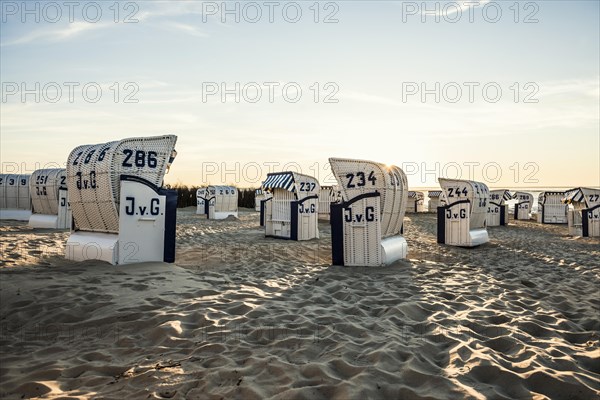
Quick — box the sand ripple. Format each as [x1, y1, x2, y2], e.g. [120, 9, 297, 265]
[1, 209, 599, 399]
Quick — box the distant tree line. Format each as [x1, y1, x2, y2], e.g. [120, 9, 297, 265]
[165, 185, 256, 209]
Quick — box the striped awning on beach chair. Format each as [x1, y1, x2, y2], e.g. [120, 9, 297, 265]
[261, 172, 296, 192]
[563, 188, 586, 204]
[489, 190, 513, 205]
[428, 190, 442, 198]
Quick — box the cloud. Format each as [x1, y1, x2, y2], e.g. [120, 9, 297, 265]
[135, 1, 228, 27]
[423, 0, 491, 18]
[135, 1, 206, 20]
[1, 1, 215, 46]
[338, 76, 599, 138]
[536, 78, 600, 99]
[1, 21, 109, 46]
[162, 22, 208, 37]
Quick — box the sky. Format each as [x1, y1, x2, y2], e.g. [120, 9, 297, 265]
[1, 0, 599, 188]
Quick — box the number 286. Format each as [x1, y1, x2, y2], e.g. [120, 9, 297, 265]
[122, 150, 158, 168]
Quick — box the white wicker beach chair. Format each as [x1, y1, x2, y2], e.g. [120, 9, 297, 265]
[563, 187, 600, 237]
[318, 185, 342, 220]
[261, 172, 320, 240]
[437, 178, 490, 247]
[486, 189, 511, 227]
[65, 135, 178, 264]
[406, 191, 425, 213]
[513, 191, 533, 221]
[329, 158, 408, 266]
[537, 192, 568, 224]
[28, 169, 71, 229]
[0, 174, 32, 221]
[197, 187, 209, 216]
[209, 186, 238, 219]
[427, 190, 443, 213]
[254, 189, 272, 212]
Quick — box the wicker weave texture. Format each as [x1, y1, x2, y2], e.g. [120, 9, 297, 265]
[439, 178, 489, 230]
[30, 169, 66, 215]
[513, 191, 533, 220]
[538, 192, 568, 223]
[318, 186, 342, 218]
[208, 186, 238, 213]
[66, 135, 177, 233]
[329, 158, 408, 238]
[0, 174, 31, 210]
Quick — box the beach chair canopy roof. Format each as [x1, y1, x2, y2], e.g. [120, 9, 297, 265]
[255, 188, 272, 196]
[320, 185, 341, 193]
[495, 190, 513, 201]
[513, 191, 533, 203]
[489, 189, 512, 204]
[319, 185, 342, 200]
[197, 186, 236, 198]
[0, 174, 30, 188]
[563, 188, 585, 203]
[438, 178, 489, 230]
[408, 191, 424, 200]
[428, 190, 442, 198]
[0, 174, 31, 210]
[0, 174, 30, 186]
[538, 191, 565, 204]
[208, 185, 236, 194]
[67, 134, 177, 234]
[438, 178, 489, 205]
[563, 187, 600, 207]
[261, 172, 318, 195]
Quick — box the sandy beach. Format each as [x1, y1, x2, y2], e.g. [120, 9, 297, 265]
[1, 208, 599, 399]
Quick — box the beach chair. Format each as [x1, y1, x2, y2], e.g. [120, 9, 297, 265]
[318, 185, 342, 220]
[210, 186, 238, 219]
[437, 178, 489, 247]
[513, 192, 533, 220]
[260, 172, 319, 240]
[563, 188, 600, 237]
[486, 189, 511, 227]
[537, 191, 568, 224]
[427, 190, 443, 213]
[0, 174, 32, 221]
[65, 135, 178, 265]
[28, 169, 71, 229]
[196, 187, 211, 217]
[329, 158, 408, 266]
[254, 189, 272, 212]
[197, 186, 238, 219]
[406, 191, 425, 213]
